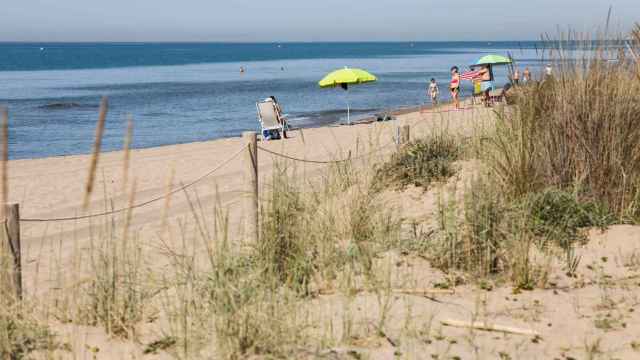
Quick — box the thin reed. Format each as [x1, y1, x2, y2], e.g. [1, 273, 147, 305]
[83, 96, 108, 209]
[122, 116, 133, 194]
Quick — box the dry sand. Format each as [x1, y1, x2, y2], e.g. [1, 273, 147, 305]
[13, 103, 493, 287]
[8, 103, 640, 359]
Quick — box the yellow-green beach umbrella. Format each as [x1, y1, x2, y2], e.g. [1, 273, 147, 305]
[319, 67, 377, 124]
[319, 67, 377, 88]
[471, 54, 512, 67]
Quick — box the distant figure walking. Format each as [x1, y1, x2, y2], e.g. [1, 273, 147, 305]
[240, 66, 246, 74]
[449, 66, 461, 110]
[523, 67, 531, 83]
[428, 78, 440, 106]
[512, 67, 520, 85]
[545, 64, 553, 78]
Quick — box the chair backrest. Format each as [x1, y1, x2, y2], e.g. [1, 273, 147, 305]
[473, 81, 482, 96]
[256, 101, 281, 130]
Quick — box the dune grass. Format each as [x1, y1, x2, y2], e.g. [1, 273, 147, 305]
[375, 131, 461, 190]
[425, 31, 640, 286]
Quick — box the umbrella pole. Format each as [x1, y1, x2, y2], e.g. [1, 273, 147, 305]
[346, 87, 351, 125]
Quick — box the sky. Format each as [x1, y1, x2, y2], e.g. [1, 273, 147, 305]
[1, 0, 637, 42]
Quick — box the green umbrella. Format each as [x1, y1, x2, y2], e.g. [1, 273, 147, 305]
[319, 67, 377, 125]
[472, 54, 512, 67]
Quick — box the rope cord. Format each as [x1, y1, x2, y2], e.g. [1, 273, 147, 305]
[256, 141, 395, 164]
[20, 144, 248, 223]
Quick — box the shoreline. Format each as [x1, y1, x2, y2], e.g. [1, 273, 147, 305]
[9, 101, 484, 220]
[9, 101, 452, 163]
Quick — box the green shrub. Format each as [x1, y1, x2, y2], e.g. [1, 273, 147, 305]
[525, 188, 612, 247]
[0, 309, 56, 359]
[376, 132, 461, 189]
[430, 181, 609, 287]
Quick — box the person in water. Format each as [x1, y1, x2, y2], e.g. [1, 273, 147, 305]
[449, 66, 461, 110]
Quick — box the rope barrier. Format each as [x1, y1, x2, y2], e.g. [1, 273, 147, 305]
[256, 141, 395, 165]
[20, 144, 248, 223]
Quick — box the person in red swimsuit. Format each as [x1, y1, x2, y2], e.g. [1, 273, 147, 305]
[450, 66, 461, 109]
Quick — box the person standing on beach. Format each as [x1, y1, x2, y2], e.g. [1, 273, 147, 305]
[449, 67, 461, 110]
[545, 64, 553, 78]
[512, 67, 520, 85]
[428, 78, 440, 106]
[523, 67, 531, 83]
[479, 65, 493, 107]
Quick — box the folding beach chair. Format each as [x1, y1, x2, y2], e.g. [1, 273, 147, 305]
[472, 81, 483, 105]
[256, 100, 288, 140]
[489, 88, 504, 103]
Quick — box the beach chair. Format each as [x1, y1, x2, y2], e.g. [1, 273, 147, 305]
[489, 88, 504, 103]
[256, 100, 288, 140]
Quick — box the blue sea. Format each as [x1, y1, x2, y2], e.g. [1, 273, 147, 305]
[0, 42, 544, 159]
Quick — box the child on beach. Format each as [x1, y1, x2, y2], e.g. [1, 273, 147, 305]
[428, 78, 440, 106]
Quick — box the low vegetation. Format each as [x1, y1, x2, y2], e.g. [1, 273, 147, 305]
[422, 33, 640, 288]
[375, 131, 461, 190]
[0, 303, 57, 359]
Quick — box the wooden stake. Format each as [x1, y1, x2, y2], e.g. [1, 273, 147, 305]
[440, 318, 540, 336]
[243, 132, 258, 243]
[5, 203, 21, 300]
[400, 125, 411, 144]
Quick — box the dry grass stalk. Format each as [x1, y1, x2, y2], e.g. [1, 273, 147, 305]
[0, 107, 7, 221]
[316, 288, 455, 296]
[83, 96, 108, 209]
[122, 116, 133, 194]
[0, 108, 8, 305]
[160, 166, 175, 232]
[122, 179, 137, 243]
[440, 318, 540, 336]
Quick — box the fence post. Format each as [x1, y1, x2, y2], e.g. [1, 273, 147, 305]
[397, 125, 411, 145]
[242, 132, 259, 243]
[5, 203, 21, 300]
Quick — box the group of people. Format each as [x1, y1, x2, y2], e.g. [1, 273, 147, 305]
[426, 65, 535, 109]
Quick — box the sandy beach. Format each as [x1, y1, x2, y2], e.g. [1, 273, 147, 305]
[12, 102, 491, 276]
[6, 101, 640, 359]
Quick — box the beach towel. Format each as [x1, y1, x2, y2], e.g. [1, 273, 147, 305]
[461, 70, 482, 80]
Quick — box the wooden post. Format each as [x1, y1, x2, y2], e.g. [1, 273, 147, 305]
[243, 132, 259, 243]
[397, 125, 411, 145]
[5, 203, 21, 300]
